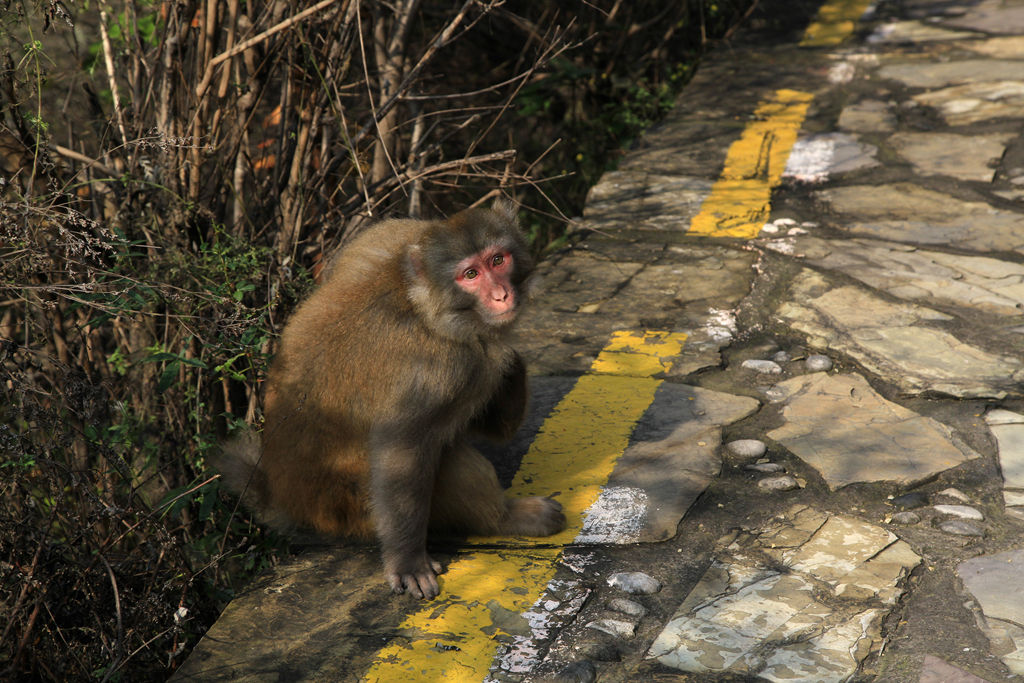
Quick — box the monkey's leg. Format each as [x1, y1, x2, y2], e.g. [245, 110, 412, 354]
[370, 440, 444, 599]
[431, 443, 566, 537]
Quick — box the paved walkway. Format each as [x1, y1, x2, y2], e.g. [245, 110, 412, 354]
[177, 0, 1024, 681]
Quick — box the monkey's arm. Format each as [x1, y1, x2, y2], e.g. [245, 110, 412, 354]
[470, 351, 527, 441]
[369, 433, 444, 599]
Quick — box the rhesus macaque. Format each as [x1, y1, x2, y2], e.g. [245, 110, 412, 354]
[219, 199, 565, 599]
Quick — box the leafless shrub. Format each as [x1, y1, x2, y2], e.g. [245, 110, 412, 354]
[0, 0, 753, 678]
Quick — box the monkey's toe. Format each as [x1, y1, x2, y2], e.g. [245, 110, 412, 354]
[504, 496, 567, 536]
[386, 554, 442, 599]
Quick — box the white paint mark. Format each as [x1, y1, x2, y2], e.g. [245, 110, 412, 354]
[575, 486, 649, 543]
[485, 579, 590, 679]
[783, 135, 838, 183]
[705, 308, 738, 343]
[828, 61, 857, 84]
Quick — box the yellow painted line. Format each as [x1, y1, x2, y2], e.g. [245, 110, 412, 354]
[800, 0, 874, 47]
[362, 330, 687, 681]
[687, 89, 813, 239]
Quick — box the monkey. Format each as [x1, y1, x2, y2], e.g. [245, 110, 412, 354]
[218, 198, 566, 599]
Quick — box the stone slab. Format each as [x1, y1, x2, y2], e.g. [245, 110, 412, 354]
[766, 373, 978, 489]
[590, 384, 759, 543]
[777, 270, 1024, 398]
[913, 80, 1024, 125]
[889, 131, 1014, 182]
[919, 655, 992, 683]
[958, 549, 1024, 674]
[878, 60, 1024, 88]
[788, 237, 1024, 316]
[816, 183, 1024, 255]
[947, 0, 1024, 34]
[648, 506, 919, 680]
[838, 99, 897, 133]
[868, 20, 978, 43]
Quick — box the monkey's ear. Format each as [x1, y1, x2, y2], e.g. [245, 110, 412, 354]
[406, 243, 427, 280]
[492, 196, 518, 223]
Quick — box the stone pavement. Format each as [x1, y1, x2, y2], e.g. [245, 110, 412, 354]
[176, 0, 1024, 681]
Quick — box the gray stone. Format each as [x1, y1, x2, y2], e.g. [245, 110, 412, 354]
[878, 59, 1024, 88]
[805, 354, 833, 372]
[939, 520, 985, 536]
[913, 80, 1024, 125]
[725, 438, 767, 458]
[948, 0, 1024, 34]
[960, 35, 1024, 59]
[773, 350, 792, 362]
[777, 269, 1024, 397]
[585, 619, 636, 639]
[933, 504, 984, 520]
[890, 131, 1014, 182]
[959, 549, 1024, 674]
[782, 132, 880, 183]
[868, 20, 977, 43]
[838, 99, 897, 133]
[648, 506, 919, 678]
[608, 572, 661, 595]
[819, 183, 1024, 254]
[791, 237, 1024, 317]
[919, 655, 991, 683]
[747, 462, 785, 473]
[891, 511, 921, 525]
[607, 598, 647, 618]
[586, 384, 758, 544]
[758, 474, 801, 491]
[741, 358, 783, 374]
[935, 488, 970, 503]
[986, 409, 1024, 489]
[766, 373, 979, 489]
[817, 183, 1024, 255]
[583, 171, 712, 232]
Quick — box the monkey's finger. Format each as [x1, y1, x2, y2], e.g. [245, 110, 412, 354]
[430, 559, 443, 575]
[413, 572, 439, 600]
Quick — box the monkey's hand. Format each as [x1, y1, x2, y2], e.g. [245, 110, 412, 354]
[386, 553, 444, 600]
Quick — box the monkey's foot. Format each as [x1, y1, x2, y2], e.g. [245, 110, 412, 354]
[503, 496, 566, 536]
[385, 553, 443, 600]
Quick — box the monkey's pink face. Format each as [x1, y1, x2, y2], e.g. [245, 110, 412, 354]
[454, 248, 517, 322]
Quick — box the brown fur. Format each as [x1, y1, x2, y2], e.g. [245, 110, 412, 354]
[218, 200, 565, 598]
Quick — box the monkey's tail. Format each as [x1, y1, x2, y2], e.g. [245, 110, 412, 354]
[214, 428, 290, 529]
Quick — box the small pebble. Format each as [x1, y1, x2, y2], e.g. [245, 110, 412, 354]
[935, 487, 970, 503]
[891, 511, 921, 525]
[726, 439, 767, 458]
[758, 474, 800, 491]
[608, 571, 661, 595]
[554, 660, 597, 683]
[939, 520, 984, 537]
[585, 618, 636, 639]
[772, 350, 792, 363]
[890, 491, 928, 510]
[774, 217, 798, 227]
[608, 598, 647, 618]
[805, 354, 833, 372]
[746, 462, 785, 473]
[933, 504, 984, 521]
[741, 359, 783, 374]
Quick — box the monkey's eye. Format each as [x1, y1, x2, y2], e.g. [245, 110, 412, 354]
[463, 268, 479, 280]
[491, 253, 505, 267]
